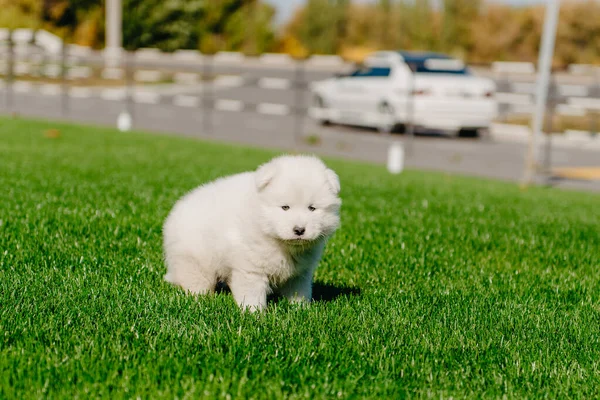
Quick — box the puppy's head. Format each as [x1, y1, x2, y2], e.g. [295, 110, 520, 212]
[254, 155, 341, 246]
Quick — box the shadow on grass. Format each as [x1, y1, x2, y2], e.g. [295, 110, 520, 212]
[215, 281, 361, 304]
[310, 282, 361, 302]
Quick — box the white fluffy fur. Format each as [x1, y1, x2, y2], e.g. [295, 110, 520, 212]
[162, 154, 342, 311]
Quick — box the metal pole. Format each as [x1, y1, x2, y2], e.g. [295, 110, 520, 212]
[105, 0, 123, 67]
[592, 67, 600, 137]
[6, 29, 14, 112]
[125, 50, 135, 127]
[202, 56, 213, 136]
[543, 74, 556, 182]
[405, 65, 416, 157]
[60, 40, 69, 117]
[523, 0, 561, 186]
[501, 71, 509, 122]
[293, 59, 305, 147]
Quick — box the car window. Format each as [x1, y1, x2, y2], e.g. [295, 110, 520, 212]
[350, 66, 391, 78]
[405, 60, 470, 75]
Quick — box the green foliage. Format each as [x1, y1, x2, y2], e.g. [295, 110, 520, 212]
[0, 0, 42, 30]
[1, 117, 600, 398]
[205, 0, 276, 55]
[286, 0, 350, 55]
[2, 0, 600, 65]
[286, 0, 600, 66]
[441, 0, 482, 57]
[123, 0, 204, 51]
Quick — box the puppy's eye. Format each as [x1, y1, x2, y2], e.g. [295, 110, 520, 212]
[281, 205, 290, 211]
[308, 205, 316, 212]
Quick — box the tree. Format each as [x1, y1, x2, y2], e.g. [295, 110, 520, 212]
[378, 0, 392, 49]
[121, 0, 275, 53]
[335, 0, 350, 52]
[441, 0, 481, 57]
[123, 0, 203, 51]
[293, 0, 339, 54]
[221, 0, 276, 55]
[0, 0, 42, 30]
[196, 0, 275, 54]
[41, 0, 101, 40]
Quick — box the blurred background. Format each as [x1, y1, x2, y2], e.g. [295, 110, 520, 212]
[0, 0, 599, 190]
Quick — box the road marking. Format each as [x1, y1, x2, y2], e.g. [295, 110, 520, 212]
[555, 104, 586, 117]
[135, 70, 162, 83]
[173, 95, 199, 107]
[510, 103, 535, 114]
[511, 82, 536, 94]
[13, 81, 33, 93]
[133, 91, 160, 104]
[214, 51, 245, 63]
[173, 72, 199, 84]
[492, 61, 536, 74]
[44, 64, 62, 78]
[214, 75, 244, 87]
[14, 62, 31, 76]
[135, 48, 162, 60]
[39, 84, 61, 96]
[568, 97, 600, 110]
[306, 55, 344, 67]
[68, 66, 92, 80]
[568, 64, 599, 75]
[260, 53, 294, 65]
[68, 45, 92, 58]
[69, 87, 92, 98]
[173, 50, 203, 61]
[557, 84, 589, 97]
[256, 103, 290, 115]
[102, 68, 124, 80]
[495, 92, 532, 105]
[258, 77, 291, 90]
[101, 88, 127, 101]
[565, 130, 593, 139]
[215, 99, 244, 112]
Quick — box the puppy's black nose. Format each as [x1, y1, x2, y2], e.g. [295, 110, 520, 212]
[293, 226, 306, 236]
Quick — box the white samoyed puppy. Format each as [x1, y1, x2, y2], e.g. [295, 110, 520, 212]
[162, 154, 342, 311]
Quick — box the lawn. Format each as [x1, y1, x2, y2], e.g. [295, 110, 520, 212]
[1, 117, 599, 399]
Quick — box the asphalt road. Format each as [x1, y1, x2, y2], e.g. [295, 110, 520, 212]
[2, 90, 599, 193]
[5, 48, 600, 127]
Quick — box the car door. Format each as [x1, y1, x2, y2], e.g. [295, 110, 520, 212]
[326, 66, 367, 113]
[342, 63, 393, 116]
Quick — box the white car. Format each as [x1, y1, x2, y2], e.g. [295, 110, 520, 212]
[309, 51, 498, 137]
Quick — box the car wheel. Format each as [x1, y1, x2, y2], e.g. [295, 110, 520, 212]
[313, 95, 331, 126]
[377, 102, 397, 133]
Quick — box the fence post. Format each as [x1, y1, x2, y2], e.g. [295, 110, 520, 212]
[60, 40, 69, 117]
[543, 73, 556, 182]
[405, 65, 416, 157]
[6, 29, 14, 112]
[125, 50, 135, 128]
[293, 58, 305, 147]
[202, 55, 213, 136]
[592, 67, 600, 137]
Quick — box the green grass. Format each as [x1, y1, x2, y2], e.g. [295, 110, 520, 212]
[1, 117, 599, 399]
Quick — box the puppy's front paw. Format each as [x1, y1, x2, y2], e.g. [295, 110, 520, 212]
[288, 295, 311, 305]
[239, 301, 267, 313]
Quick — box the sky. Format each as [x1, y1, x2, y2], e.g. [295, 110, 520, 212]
[264, 0, 548, 26]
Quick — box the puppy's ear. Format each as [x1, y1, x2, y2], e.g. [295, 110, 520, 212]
[325, 168, 340, 195]
[255, 161, 277, 191]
